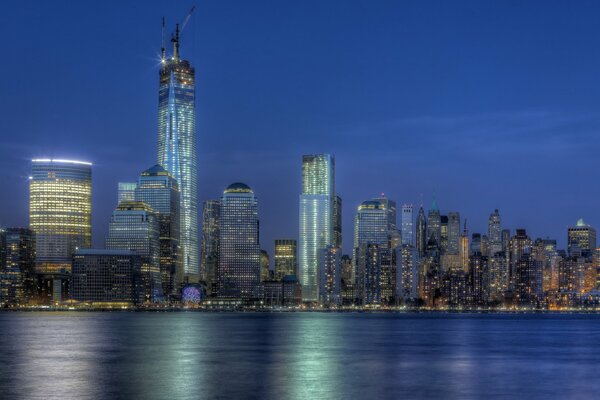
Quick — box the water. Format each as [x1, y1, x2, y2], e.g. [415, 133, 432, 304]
[0, 312, 599, 399]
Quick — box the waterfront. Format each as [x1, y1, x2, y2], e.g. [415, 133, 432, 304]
[1, 313, 599, 399]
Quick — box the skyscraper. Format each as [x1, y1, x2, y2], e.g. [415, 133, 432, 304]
[218, 183, 261, 301]
[415, 206, 427, 257]
[201, 200, 220, 295]
[401, 204, 413, 246]
[567, 219, 597, 258]
[319, 245, 342, 306]
[353, 200, 390, 249]
[488, 209, 502, 255]
[373, 195, 397, 232]
[447, 212, 460, 255]
[117, 182, 137, 204]
[106, 201, 162, 303]
[0, 228, 35, 305]
[274, 239, 297, 280]
[333, 195, 342, 248]
[427, 200, 441, 248]
[157, 26, 198, 282]
[134, 165, 180, 298]
[299, 154, 334, 302]
[29, 159, 92, 301]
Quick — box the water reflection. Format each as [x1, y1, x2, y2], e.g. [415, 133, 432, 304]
[2, 313, 600, 399]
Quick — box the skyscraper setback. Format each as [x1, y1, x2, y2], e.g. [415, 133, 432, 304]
[157, 26, 198, 281]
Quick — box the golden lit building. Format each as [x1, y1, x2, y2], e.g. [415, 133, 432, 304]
[29, 159, 92, 300]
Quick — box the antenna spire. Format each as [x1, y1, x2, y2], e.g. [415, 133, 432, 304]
[161, 17, 166, 63]
[172, 23, 180, 60]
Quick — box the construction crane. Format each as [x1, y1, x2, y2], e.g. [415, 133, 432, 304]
[172, 6, 196, 59]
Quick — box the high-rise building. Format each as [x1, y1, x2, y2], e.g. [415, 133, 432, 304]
[427, 200, 441, 248]
[401, 204, 414, 246]
[319, 245, 342, 306]
[508, 229, 533, 290]
[299, 154, 334, 302]
[373, 195, 397, 232]
[397, 244, 419, 302]
[567, 219, 596, 258]
[489, 251, 508, 301]
[274, 239, 297, 280]
[29, 159, 92, 302]
[488, 209, 502, 255]
[201, 200, 220, 295]
[459, 221, 469, 272]
[355, 244, 382, 306]
[157, 27, 198, 281]
[440, 215, 449, 254]
[353, 200, 390, 249]
[134, 165, 180, 298]
[106, 201, 162, 303]
[447, 212, 460, 255]
[260, 250, 270, 281]
[72, 249, 141, 307]
[470, 252, 489, 306]
[415, 206, 427, 257]
[333, 195, 342, 248]
[0, 228, 36, 306]
[117, 182, 137, 204]
[218, 183, 261, 301]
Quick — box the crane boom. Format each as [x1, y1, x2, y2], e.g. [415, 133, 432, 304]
[180, 5, 196, 34]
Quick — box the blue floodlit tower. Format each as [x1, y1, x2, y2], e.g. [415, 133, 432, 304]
[157, 18, 198, 281]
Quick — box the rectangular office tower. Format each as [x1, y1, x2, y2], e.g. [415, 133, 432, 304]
[0, 228, 36, 306]
[157, 28, 198, 282]
[72, 249, 141, 307]
[201, 200, 220, 295]
[29, 159, 92, 302]
[218, 183, 261, 301]
[106, 201, 162, 304]
[274, 239, 297, 280]
[401, 204, 413, 246]
[134, 165, 180, 298]
[299, 154, 335, 302]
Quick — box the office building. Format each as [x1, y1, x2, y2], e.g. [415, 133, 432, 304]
[201, 200, 220, 295]
[29, 159, 92, 302]
[319, 245, 342, 306]
[415, 206, 427, 257]
[333, 195, 342, 248]
[117, 182, 137, 204]
[274, 239, 297, 280]
[488, 209, 502, 255]
[299, 154, 334, 302]
[567, 219, 596, 258]
[218, 183, 261, 301]
[401, 204, 413, 246]
[157, 27, 199, 281]
[72, 249, 141, 306]
[106, 201, 162, 303]
[134, 165, 180, 298]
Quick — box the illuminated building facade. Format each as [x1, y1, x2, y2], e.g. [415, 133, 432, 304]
[29, 159, 92, 302]
[299, 154, 334, 302]
[1, 228, 36, 305]
[157, 28, 198, 281]
[319, 245, 341, 306]
[117, 182, 137, 204]
[201, 200, 220, 295]
[333, 195, 343, 248]
[488, 209, 502, 255]
[217, 183, 261, 301]
[415, 206, 427, 257]
[134, 165, 180, 298]
[447, 212, 460, 255]
[427, 201, 441, 250]
[274, 239, 297, 280]
[567, 219, 596, 258]
[106, 201, 162, 303]
[397, 244, 419, 302]
[72, 249, 141, 306]
[401, 204, 413, 246]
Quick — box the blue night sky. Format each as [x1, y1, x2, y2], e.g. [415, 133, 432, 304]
[1, 0, 599, 256]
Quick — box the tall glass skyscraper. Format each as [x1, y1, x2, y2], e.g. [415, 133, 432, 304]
[29, 159, 92, 276]
[299, 154, 335, 302]
[157, 28, 198, 281]
[488, 209, 502, 255]
[106, 201, 162, 303]
[401, 204, 413, 246]
[217, 183, 260, 301]
[201, 200, 220, 295]
[134, 165, 180, 298]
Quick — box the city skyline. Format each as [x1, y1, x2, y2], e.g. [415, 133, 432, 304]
[2, 1, 600, 258]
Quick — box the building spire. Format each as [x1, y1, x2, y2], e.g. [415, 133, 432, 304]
[161, 17, 166, 64]
[172, 23, 180, 60]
